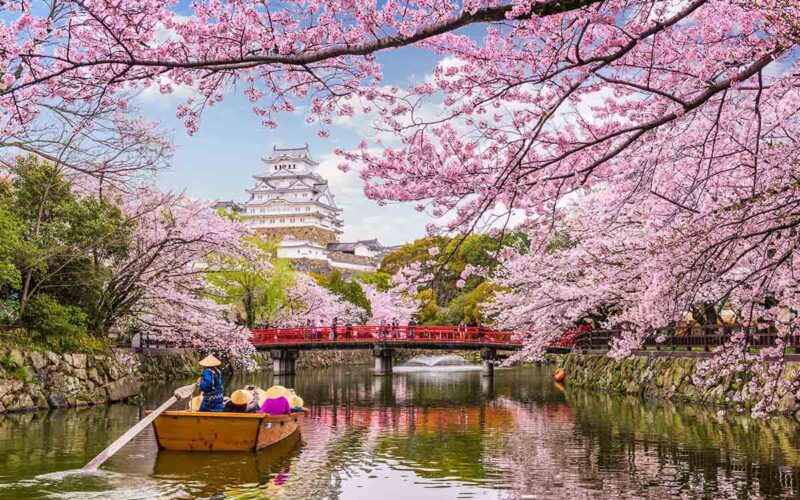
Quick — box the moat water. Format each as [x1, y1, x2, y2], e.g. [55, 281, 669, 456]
[1, 364, 800, 499]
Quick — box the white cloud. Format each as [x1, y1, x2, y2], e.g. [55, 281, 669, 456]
[137, 81, 200, 107]
[316, 153, 428, 245]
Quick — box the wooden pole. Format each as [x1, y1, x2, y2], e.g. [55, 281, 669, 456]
[82, 384, 196, 471]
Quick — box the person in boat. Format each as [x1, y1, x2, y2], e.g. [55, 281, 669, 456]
[196, 354, 224, 412]
[260, 386, 292, 415]
[224, 388, 259, 413]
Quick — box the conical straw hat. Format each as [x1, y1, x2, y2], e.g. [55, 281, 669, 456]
[199, 354, 222, 367]
[265, 385, 290, 399]
[288, 394, 304, 409]
[231, 389, 254, 405]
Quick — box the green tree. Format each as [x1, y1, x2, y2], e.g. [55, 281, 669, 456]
[206, 237, 295, 328]
[379, 233, 528, 325]
[0, 180, 23, 322]
[379, 236, 450, 275]
[313, 269, 372, 320]
[444, 282, 506, 325]
[356, 271, 393, 291]
[0, 156, 131, 347]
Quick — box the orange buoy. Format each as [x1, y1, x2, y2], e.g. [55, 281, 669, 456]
[553, 368, 567, 383]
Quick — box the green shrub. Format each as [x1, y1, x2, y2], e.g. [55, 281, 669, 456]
[21, 294, 88, 345]
[0, 352, 29, 381]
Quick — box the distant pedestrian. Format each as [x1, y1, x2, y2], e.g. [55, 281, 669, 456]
[458, 320, 467, 340]
[330, 317, 338, 341]
[345, 322, 353, 340]
[379, 319, 387, 339]
[392, 317, 399, 338]
[408, 318, 417, 339]
[309, 319, 318, 340]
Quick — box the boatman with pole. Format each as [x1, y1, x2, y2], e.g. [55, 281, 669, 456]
[197, 354, 224, 412]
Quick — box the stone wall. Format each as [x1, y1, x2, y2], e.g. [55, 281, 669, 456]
[0, 348, 141, 413]
[555, 353, 800, 415]
[297, 350, 372, 369]
[255, 226, 337, 246]
[296, 349, 478, 369]
[137, 349, 202, 380]
[291, 258, 333, 275]
[327, 251, 376, 267]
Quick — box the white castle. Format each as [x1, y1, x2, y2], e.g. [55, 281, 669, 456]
[215, 145, 391, 272]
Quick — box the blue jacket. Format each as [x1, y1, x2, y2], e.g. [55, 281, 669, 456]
[199, 367, 224, 412]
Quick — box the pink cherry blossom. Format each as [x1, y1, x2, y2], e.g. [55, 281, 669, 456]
[362, 284, 419, 324]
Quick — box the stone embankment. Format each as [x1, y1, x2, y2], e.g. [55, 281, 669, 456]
[555, 353, 800, 416]
[0, 348, 259, 414]
[295, 349, 477, 368]
[0, 349, 142, 413]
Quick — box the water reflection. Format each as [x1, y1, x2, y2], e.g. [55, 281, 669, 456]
[0, 365, 798, 499]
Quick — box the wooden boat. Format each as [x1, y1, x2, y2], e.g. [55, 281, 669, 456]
[147, 409, 304, 452]
[152, 430, 300, 489]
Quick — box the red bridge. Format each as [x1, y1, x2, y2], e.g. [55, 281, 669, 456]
[250, 325, 524, 377]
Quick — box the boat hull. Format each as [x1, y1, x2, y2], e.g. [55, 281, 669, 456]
[148, 410, 303, 452]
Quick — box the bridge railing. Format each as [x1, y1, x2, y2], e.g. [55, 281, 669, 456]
[571, 323, 793, 352]
[250, 325, 520, 346]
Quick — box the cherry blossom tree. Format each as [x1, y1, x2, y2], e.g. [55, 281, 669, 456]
[362, 283, 419, 324]
[273, 273, 364, 327]
[99, 188, 256, 362]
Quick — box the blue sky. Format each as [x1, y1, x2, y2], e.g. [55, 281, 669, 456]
[138, 48, 445, 247]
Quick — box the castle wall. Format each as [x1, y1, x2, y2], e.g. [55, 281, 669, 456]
[255, 226, 338, 246]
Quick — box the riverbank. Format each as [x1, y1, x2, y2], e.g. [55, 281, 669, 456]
[0, 349, 141, 412]
[555, 352, 800, 418]
[0, 348, 479, 413]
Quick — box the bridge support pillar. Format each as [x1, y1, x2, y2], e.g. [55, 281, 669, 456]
[373, 347, 394, 376]
[480, 348, 496, 378]
[271, 349, 299, 376]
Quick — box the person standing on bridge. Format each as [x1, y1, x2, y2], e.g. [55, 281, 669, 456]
[408, 318, 416, 339]
[478, 323, 487, 342]
[379, 319, 387, 339]
[308, 319, 317, 340]
[330, 317, 338, 341]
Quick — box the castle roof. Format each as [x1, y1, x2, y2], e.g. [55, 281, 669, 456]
[264, 144, 318, 165]
[327, 239, 385, 252]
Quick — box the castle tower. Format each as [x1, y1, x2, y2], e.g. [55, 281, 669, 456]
[242, 145, 344, 251]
